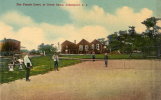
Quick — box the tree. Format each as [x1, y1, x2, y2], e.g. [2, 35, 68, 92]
[128, 26, 136, 36]
[30, 49, 39, 55]
[142, 17, 157, 29]
[38, 43, 57, 55]
[142, 17, 161, 41]
[141, 17, 161, 57]
[107, 17, 161, 57]
[20, 49, 29, 53]
[107, 27, 144, 55]
[97, 38, 105, 43]
[142, 17, 161, 46]
[108, 32, 120, 51]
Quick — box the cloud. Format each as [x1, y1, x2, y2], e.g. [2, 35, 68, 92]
[16, 26, 45, 49]
[157, 20, 161, 27]
[1, 11, 34, 27]
[0, 21, 45, 50]
[0, 21, 14, 39]
[62, 0, 153, 33]
[0, 11, 44, 50]
[40, 23, 108, 42]
[157, 20, 161, 33]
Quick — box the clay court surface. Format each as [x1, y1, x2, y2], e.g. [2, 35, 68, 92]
[0, 60, 161, 100]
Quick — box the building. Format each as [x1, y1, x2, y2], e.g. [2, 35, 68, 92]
[77, 39, 90, 54]
[0, 38, 21, 55]
[61, 40, 77, 54]
[90, 39, 106, 54]
[61, 39, 107, 54]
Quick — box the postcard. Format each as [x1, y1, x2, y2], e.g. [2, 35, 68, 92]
[0, 0, 161, 100]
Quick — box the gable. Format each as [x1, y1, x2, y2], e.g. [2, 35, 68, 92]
[77, 39, 90, 45]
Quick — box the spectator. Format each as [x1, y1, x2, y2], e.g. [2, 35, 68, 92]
[24, 54, 32, 81]
[104, 53, 108, 67]
[92, 52, 96, 62]
[52, 53, 59, 71]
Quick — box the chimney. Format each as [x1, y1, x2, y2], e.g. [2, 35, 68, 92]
[74, 40, 76, 44]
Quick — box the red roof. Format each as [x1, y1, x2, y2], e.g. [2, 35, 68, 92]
[77, 39, 90, 45]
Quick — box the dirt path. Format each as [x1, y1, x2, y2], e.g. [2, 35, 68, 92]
[0, 60, 161, 100]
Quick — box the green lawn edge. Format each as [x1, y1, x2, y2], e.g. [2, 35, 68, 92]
[60, 54, 161, 59]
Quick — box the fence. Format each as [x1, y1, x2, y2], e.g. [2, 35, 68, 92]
[143, 46, 161, 58]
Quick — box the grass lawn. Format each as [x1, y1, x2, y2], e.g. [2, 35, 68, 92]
[0, 56, 81, 84]
[60, 53, 145, 59]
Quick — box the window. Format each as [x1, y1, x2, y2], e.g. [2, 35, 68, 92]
[79, 45, 83, 51]
[96, 44, 100, 50]
[85, 45, 89, 51]
[66, 45, 68, 49]
[91, 44, 95, 50]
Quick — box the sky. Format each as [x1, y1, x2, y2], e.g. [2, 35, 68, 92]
[0, 0, 160, 50]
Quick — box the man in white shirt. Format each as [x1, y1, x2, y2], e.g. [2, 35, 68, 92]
[23, 54, 32, 81]
[52, 54, 59, 71]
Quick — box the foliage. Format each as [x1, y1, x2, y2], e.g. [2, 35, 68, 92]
[107, 17, 161, 58]
[142, 17, 157, 29]
[107, 29, 143, 54]
[97, 38, 107, 44]
[141, 17, 161, 57]
[30, 49, 39, 55]
[107, 32, 121, 51]
[20, 49, 29, 53]
[38, 43, 57, 55]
